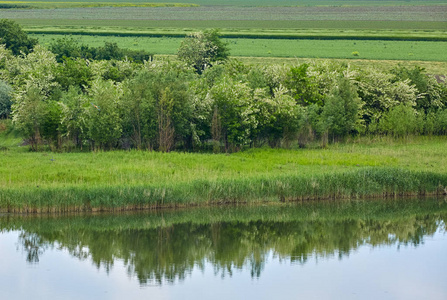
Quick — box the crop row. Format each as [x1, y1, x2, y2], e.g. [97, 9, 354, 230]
[2, 5, 446, 22]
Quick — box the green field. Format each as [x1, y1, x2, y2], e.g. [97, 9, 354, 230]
[3, 4, 446, 23]
[33, 34, 447, 62]
[2, 0, 446, 7]
[3, 0, 446, 62]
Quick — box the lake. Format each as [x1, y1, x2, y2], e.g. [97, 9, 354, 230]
[1, 198, 446, 299]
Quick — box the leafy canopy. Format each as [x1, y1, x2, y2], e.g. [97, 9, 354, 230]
[177, 29, 229, 74]
[0, 19, 37, 55]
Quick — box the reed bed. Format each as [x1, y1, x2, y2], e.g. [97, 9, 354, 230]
[1, 168, 446, 213]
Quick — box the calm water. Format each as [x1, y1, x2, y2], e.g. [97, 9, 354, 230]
[1, 198, 446, 300]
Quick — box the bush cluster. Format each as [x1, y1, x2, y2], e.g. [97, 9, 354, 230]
[49, 37, 153, 63]
[0, 33, 446, 152]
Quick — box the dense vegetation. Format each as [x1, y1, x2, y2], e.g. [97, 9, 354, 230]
[1, 29, 446, 152]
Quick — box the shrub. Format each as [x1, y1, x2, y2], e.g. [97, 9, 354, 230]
[320, 77, 361, 141]
[379, 104, 419, 137]
[0, 80, 12, 118]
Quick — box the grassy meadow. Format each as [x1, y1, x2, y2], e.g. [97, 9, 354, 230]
[1, 120, 446, 212]
[33, 34, 447, 62]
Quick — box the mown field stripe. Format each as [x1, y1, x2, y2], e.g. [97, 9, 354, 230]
[25, 29, 447, 42]
[16, 19, 447, 30]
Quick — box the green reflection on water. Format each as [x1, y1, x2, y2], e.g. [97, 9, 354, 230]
[1, 198, 446, 285]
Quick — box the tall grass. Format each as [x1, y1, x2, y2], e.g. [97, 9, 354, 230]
[1, 167, 446, 213]
[1, 132, 446, 212]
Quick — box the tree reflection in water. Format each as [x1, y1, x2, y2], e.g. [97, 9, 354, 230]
[4, 198, 447, 285]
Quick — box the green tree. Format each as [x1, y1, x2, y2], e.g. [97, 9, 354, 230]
[320, 77, 361, 141]
[59, 87, 88, 148]
[48, 36, 82, 63]
[0, 80, 12, 118]
[391, 65, 446, 113]
[207, 76, 255, 150]
[253, 86, 297, 147]
[379, 104, 419, 137]
[12, 87, 47, 150]
[85, 80, 123, 150]
[177, 29, 229, 74]
[0, 19, 37, 55]
[55, 57, 93, 91]
[120, 72, 157, 149]
[285, 63, 322, 106]
[356, 67, 418, 126]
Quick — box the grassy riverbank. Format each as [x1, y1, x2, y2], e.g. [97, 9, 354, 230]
[1, 123, 446, 213]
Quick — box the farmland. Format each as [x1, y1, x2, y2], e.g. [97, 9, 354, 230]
[1, 0, 444, 64]
[5, 4, 447, 31]
[34, 34, 447, 62]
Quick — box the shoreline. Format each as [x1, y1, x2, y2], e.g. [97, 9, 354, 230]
[2, 168, 446, 214]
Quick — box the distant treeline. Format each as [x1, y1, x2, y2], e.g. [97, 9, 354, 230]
[0, 34, 446, 152]
[48, 37, 153, 63]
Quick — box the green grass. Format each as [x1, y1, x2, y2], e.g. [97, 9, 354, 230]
[5, 2, 446, 30]
[33, 34, 447, 62]
[2, 0, 446, 6]
[0, 1, 199, 9]
[0, 120, 23, 150]
[1, 126, 446, 212]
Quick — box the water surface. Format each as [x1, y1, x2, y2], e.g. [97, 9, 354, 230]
[1, 198, 446, 299]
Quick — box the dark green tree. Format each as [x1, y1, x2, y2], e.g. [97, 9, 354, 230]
[55, 57, 93, 91]
[320, 77, 361, 140]
[49, 36, 82, 63]
[0, 19, 37, 55]
[285, 64, 322, 106]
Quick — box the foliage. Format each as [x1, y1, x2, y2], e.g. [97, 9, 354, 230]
[49, 37, 153, 63]
[285, 63, 321, 106]
[59, 87, 87, 148]
[55, 58, 93, 91]
[391, 65, 447, 112]
[0, 80, 12, 118]
[355, 67, 418, 127]
[0, 19, 37, 55]
[379, 104, 420, 137]
[1, 47, 446, 152]
[11, 87, 47, 150]
[433, 109, 447, 135]
[177, 30, 229, 74]
[206, 76, 254, 150]
[85, 79, 123, 150]
[320, 76, 362, 140]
